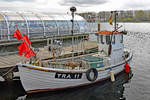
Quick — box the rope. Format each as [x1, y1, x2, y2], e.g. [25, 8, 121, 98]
[2, 67, 15, 77]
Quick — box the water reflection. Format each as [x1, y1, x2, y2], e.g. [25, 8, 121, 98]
[0, 80, 26, 100]
[0, 70, 133, 100]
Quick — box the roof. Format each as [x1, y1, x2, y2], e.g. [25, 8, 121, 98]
[0, 11, 85, 21]
[96, 31, 122, 35]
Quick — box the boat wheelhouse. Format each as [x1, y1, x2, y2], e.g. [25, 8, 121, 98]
[96, 31, 124, 65]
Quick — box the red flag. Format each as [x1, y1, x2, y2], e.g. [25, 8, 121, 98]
[13, 29, 22, 40]
[23, 35, 31, 46]
[17, 41, 29, 56]
[24, 49, 36, 58]
[18, 43, 24, 56]
[15, 29, 36, 58]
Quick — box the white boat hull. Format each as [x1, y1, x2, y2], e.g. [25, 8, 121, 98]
[18, 53, 132, 93]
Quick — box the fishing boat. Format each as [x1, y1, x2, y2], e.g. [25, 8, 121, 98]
[17, 8, 132, 94]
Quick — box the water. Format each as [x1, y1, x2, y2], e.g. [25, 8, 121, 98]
[123, 31, 150, 100]
[1, 23, 150, 100]
[0, 71, 132, 100]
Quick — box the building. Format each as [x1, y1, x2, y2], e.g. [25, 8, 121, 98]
[0, 11, 89, 40]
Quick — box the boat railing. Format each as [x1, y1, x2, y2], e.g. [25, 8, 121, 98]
[86, 60, 103, 64]
[53, 52, 95, 61]
[42, 51, 109, 69]
[47, 59, 105, 70]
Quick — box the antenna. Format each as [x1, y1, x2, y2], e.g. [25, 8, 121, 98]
[70, 6, 77, 61]
[114, 11, 118, 30]
[70, 6, 76, 36]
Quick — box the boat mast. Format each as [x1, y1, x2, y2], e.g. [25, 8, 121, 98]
[114, 11, 117, 30]
[70, 6, 76, 61]
[109, 11, 118, 56]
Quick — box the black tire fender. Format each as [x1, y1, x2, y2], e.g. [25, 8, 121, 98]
[86, 68, 98, 82]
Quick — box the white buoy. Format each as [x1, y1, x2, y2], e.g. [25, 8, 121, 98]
[110, 70, 115, 82]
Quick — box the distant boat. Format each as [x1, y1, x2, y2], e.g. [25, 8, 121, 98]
[17, 10, 132, 94]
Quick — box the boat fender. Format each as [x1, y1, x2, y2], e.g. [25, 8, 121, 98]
[124, 62, 130, 73]
[110, 70, 115, 82]
[86, 68, 98, 82]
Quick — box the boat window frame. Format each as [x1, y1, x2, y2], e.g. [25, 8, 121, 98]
[106, 35, 111, 45]
[100, 35, 104, 44]
[120, 34, 123, 43]
[112, 35, 115, 44]
[97, 34, 100, 43]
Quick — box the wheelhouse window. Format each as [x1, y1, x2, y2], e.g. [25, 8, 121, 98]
[112, 35, 115, 44]
[106, 35, 111, 45]
[97, 34, 99, 43]
[100, 35, 104, 44]
[120, 34, 123, 43]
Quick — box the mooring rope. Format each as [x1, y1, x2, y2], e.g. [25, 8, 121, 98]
[2, 67, 15, 77]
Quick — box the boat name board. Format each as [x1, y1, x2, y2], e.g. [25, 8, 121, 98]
[55, 72, 82, 79]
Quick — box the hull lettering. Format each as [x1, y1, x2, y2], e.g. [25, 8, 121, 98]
[55, 72, 82, 79]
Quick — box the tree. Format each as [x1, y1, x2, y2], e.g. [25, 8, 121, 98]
[134, 10, 146, 21]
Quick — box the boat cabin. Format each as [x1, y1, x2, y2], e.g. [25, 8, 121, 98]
[96, 31, 124, 64]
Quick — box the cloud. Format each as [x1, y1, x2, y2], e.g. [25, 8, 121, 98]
[0, 0, 35, 2]
[0, 0, 149, 13]
[59, 0, 107, 7]
[120, 0, 150, 10]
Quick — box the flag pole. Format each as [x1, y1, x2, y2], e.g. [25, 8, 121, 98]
[114, 11, 117, 30]
[109, 11, 118, 56]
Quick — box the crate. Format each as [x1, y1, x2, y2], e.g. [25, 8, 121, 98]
[83, 56, 104, 68]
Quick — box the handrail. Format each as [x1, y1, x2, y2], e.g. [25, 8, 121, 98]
[49, 52, 99, 61]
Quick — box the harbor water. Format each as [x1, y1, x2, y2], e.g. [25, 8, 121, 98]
[0, 23, 150, 100]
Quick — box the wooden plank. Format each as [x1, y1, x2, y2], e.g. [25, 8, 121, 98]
[0, 61, 8, 66]
[0, 58, 13, 65]
[0, 57, 17, 64]
[0, 54, 24, 68]
[0, 62, 13, 68]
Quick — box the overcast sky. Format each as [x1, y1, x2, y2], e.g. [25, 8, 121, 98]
[0, 0, 150, 13]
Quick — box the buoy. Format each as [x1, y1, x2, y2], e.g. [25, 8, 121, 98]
[125, 62, 130, 73]
[110, 70, 115, 82]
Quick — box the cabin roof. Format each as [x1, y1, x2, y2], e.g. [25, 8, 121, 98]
[96, 31, 122, 35]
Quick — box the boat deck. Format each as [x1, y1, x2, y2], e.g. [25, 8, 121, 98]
[0, 41, 98, 69]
